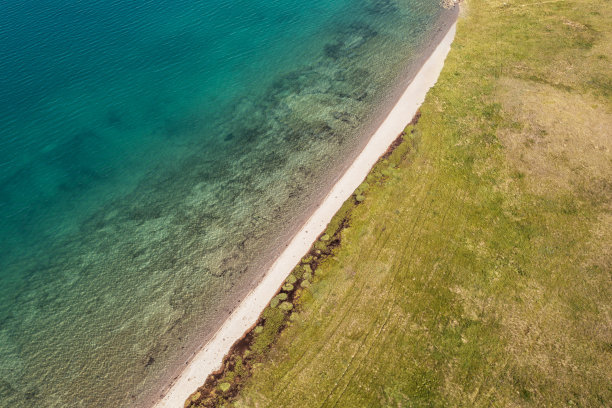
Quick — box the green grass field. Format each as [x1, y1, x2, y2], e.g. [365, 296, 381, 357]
[187, 0, 611, 406]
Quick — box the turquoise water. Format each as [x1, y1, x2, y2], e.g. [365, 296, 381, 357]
[0, 1, 455, 406]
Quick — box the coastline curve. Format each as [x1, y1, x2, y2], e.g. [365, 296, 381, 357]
[154, 17, 458, 408]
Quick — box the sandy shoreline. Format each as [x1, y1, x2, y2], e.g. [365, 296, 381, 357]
[154, 19, 457, 408]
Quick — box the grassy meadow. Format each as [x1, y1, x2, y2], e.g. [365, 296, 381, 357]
[187, 0, 611, 406]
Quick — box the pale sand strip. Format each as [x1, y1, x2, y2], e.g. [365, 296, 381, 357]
[154, 21, 457, 408]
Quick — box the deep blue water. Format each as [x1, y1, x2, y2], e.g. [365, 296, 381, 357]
[0, 1, 454, 406]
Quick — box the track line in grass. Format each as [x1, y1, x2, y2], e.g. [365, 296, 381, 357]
[340, 178, 470, 407]
[282, 178, 434, 408]
[270, 181, 427, 405]
[319, 176, 448, 407]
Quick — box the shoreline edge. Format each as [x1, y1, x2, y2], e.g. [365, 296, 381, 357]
[154, 19, 458, 408]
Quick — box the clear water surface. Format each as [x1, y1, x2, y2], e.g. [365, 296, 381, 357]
[0, 0, 454, 406]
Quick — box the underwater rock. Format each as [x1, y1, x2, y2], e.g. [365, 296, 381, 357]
[324, 22, 378, 60]
[332, 111, 358, 126]
[324, 43, 343, 60]
[268, 69, 323, 103]
[215, 252, 248, 278]
[257, 151, 289, 175]
[364, 0, 399, 15]
[105, 109, 125, 129]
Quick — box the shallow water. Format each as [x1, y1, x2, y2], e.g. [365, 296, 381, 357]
[0, 1, 454, 406]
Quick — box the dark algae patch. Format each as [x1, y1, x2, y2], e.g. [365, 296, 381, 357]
[184, 112, 423, 408]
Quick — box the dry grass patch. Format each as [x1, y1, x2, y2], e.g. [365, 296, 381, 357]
[499, 77, 612, 197]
